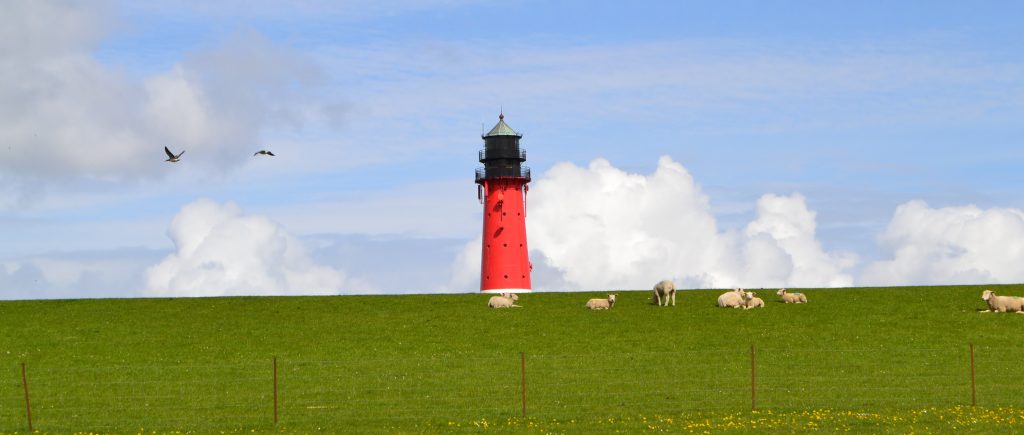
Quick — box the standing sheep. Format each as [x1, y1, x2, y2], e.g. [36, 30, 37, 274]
[652, 280, 676, 306]
[981, 290, 1024, 313]
[776, 288, 807, 304]
[488, 293, 521, 308]
[717, 289, 746, 308]
[744, 292, 764, 309]
[586, 294, 617, 310]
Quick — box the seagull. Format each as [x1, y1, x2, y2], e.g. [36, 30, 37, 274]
[254, 150, 275, 156]
[164, 146, 184, 163]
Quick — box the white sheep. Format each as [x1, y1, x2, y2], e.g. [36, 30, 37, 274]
[981, 290, 1024, 313]
[488, 293, 521, 308]
[586, 294, 617, 310]
[744, 291, 764, 309]
[652, 280, 676, 306]
[776, 288, 807, 304]
[717, 288, 746, 308]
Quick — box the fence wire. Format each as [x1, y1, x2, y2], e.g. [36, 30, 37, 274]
[2, 345, 1022, 432]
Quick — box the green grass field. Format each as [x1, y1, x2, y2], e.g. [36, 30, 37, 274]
[2, 284, 1024, 433]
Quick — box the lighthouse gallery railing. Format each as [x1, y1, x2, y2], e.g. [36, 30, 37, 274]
[476, 166, 531, 183]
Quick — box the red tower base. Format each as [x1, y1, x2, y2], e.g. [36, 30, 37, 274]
[480, 178, 532, 293]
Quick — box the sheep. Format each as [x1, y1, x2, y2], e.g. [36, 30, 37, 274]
[487, 293, 521, 308]
[776, 288, 807, 304]
[586, 294, 616, 310]
[744, 291, 764, 309]
[652, 280, 676, 306]
[717, 288, 747, 308]
[981, 290, 1024, 313]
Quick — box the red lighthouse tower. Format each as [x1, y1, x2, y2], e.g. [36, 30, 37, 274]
[476, 113, 532, 293]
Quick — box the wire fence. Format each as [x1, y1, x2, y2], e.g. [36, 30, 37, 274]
[2, 344, 1022, 431]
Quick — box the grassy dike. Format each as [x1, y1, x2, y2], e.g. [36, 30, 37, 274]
[1, 284, 1023, 433]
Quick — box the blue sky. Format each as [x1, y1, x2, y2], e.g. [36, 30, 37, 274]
[2, 1, 1023, 299]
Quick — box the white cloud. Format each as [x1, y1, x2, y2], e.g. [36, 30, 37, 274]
[861, 201, 1024, 285]
[743, 194, 856, 288]
[0, 262, 52, 300]
[448, 238, 481, 292]
[527, 157, 718, 290]
[0, 248, 166, 300]
[0, 2, 113, 62]
[450, 156, 854, 292]
[145, 199, 354, 297]
[0, 3, 327, 192]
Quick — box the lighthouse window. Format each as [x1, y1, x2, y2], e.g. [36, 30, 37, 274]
[502, 212, 507, 216]
[503, 243, 507, 248]
[504, 274, 509, 279]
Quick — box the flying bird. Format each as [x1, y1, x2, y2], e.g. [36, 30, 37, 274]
[164, 147, 184, 163]
[254, 150, 275, 156]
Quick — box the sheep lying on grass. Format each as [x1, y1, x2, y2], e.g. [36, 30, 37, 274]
[488, 293, 521, 308]
[776, 288, 807, 304]
[586, 294, 616, 310]
[981, 290, 1024, 313]
[652, 280, 676, 306]
[744, 292, 764, 309]
[717, 289, 746, 308]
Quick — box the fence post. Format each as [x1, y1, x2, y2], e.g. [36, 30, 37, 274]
[969, 344, 976, 407]
[21, 362, 33, 432]
[751, 344, 756, 411]
[520, 351, 527, 418]
[273, 357, 279, 424]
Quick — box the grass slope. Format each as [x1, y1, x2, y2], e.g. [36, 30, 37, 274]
[1, 285, 1024, 433]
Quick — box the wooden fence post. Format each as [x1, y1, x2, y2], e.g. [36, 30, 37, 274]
[21, 362, 33, 432]
[970, 344, 976, 407]
[520, 352, 527, 418]
[274, 357, 279, 424]
[751, 344, 757, 411]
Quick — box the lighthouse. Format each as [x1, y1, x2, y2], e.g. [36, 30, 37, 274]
[475, 113, 532, 293]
